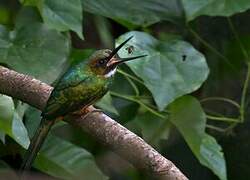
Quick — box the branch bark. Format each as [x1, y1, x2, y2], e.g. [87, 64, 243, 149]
[0, 66, 188, 180]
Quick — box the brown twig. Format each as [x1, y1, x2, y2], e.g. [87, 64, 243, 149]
[0, 66, 188, 180]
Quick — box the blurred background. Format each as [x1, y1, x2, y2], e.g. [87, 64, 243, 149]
[0, 0, 250, 180]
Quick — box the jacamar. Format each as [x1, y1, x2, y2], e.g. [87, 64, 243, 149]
[20, 36, 146, 172]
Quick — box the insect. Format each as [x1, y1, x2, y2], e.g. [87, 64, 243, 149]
[126, 45, 135, 54]
[182, 55, 187, 61]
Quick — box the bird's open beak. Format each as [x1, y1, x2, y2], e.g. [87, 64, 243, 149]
[107, 55, 147, 67]
[107, 36, 147, 68]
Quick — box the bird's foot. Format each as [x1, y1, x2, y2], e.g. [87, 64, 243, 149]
[72, 106, 91, 116]
[72, 108, 103, 119]
[55, 116, 64, 123]
[90, 108, 103, 114]
[82, 109, 103, 119]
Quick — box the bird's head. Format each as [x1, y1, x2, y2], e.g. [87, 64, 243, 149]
[89, 36, 146, 78]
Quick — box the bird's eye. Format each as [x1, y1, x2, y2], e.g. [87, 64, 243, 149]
[99, 59, 105, 65]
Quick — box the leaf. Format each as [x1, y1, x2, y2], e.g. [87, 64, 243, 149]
[34, 136, 108, 180]
[39, 0, 83, 39]
[169, 96, 227, 180]
[110, 72, 141, 123]
[24, 106, 42, 138]
[11, 103, 30, 149]
[15, 6, 42, 29]
[182, 0, 250, 21]
[20, 0, 37, 6]
[95, 92, 119, 115]
[131, 112, 170, 147]
[0, 95, 14, 139]
[82, 0, 184, 27]
[0, 5, 12, 25]
[0, 95, 30, 148]
[82, 0, 250, 25]
[0, 130, 5, 144]
[69, 48, 94, 65]
[21, 0, 83, 39]
[116, 31, 209, 111]
[11, 112, 30, 148]
[0, 13, 70, 83]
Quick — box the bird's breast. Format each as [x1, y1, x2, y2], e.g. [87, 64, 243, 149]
[65, 77, 110, 102]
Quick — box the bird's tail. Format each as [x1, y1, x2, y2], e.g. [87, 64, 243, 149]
[20, 118, 54, 172]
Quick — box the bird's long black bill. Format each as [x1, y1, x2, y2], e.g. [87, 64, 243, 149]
[113, 55, 147, 66]
[108, 36, 133, 60]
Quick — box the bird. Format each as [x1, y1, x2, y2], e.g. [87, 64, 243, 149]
[20, 36, 146, 172]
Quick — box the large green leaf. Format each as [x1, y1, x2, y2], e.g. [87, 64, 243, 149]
[34, 136, 108, 180]
[0, 22, 70, 83]
[170, 96, 227, 180]
[83, 0, 250, 26]
[39, 0, 83, 39]
[182, 0, 250, 21]
[116, 31, 209, 111]
[15, 7, 42, 29]
[21, 0, 83, 38]
[82, 0, 184, 26]
[95, 92, 119, 115]
[129, 112, 170, 147]
[0, 95, 30, 148]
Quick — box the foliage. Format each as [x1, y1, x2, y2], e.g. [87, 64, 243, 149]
[116, 31, 209, 110]
[35, 135, 108, 179]
[0, 0, 250, 179]
[170, 96, 226, 180]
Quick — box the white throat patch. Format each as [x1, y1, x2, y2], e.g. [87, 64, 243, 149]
[104, 68, 117, 78]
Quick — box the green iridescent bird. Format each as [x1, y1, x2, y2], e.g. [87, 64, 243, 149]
[20, 36, 146, 171]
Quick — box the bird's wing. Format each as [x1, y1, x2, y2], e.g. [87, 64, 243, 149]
[54, 65, 90, 91]
[42, 69, 91, 119]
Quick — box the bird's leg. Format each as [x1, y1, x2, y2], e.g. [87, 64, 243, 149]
[72, 106, 103, 119]
[55, 116, 64, 123]
[82, 109, 103, 119]
[72, 107, 90, 115]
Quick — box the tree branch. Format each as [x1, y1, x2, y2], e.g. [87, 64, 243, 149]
[0, 66, 188, 180]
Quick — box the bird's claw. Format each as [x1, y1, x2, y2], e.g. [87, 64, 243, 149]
[82, 109, 103, 119]
[72, 107, 103, 119]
